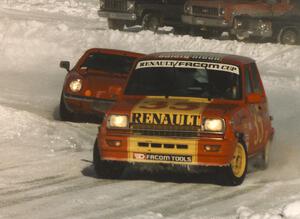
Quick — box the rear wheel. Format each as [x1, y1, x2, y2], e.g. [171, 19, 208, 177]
[256, 140, 271, 170]
[142, 13, 160, 32]
[278, 28, 298, 45]
[93, 139, 126, 179]
[218, 142, 248, 186]
[108, 19, 125, 30]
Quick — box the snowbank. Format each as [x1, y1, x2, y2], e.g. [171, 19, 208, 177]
[237, 201, 300, 219]
[0, 0, 99, 18]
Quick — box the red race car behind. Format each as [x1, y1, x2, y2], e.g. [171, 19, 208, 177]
[59, 48, 144, 121]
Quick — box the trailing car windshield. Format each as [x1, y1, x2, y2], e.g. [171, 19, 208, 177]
[125, 60, 241, 100]
[81, 53, 136, 74]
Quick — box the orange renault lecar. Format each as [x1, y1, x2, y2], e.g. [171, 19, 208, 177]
[59, 48, 144, 121]
[93, 52, 274, 186]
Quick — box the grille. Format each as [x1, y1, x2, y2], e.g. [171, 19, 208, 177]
[104, 0, 127, 12]
[138, 142, 188, 150]
[131, 124, 201, 138]
[192, 6, 219, 17]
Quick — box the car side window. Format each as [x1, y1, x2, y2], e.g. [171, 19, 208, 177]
[244, 65, 253, 95]
[250, 63, 263, 95]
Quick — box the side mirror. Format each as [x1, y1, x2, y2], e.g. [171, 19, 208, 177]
[109, 86, 123, 99]
[246, 93, 262, 104]
[60, 61, 70, 72]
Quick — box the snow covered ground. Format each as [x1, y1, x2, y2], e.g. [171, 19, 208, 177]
[0, 1, 300, 218]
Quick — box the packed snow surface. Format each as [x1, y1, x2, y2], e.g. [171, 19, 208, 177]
[0, 1, 300, 219]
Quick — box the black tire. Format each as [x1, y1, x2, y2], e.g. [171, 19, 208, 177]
[108, 19, 125, 31]
[256, 140, 271, 170]
[142, 13, 160, 32]
[218, 142, 248, 186]
[93, 139, 125, 179]
[59, 93, 74, 121]
[278, 28, 298, 45]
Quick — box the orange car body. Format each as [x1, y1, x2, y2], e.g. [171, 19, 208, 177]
[60, 48, 144, 118]
[96, 52, 274, 171]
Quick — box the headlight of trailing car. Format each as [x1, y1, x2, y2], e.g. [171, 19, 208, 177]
[127, 0, 135, 12]
[107, 115, 129, 129]
[69, 79, 82, 93]
[203, 118, 225, 133]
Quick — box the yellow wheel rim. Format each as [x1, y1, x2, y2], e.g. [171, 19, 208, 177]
[231, 143, 247, 178]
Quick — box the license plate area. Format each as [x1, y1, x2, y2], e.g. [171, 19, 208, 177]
[133, 153, 192, 164]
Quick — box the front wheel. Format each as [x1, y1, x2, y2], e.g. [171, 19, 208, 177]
[93, 139, 126, 179]
[278, 28, 298, 45]
[218, 142, 248, 186]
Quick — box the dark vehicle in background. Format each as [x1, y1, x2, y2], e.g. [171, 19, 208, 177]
[59, 48, 144, 121]
[98, 0, 187, 32]
[182, 0, 300, 44]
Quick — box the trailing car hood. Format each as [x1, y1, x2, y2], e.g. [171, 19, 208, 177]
[83, 70, 127, 100]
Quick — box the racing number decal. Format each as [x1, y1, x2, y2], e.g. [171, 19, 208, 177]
[170, 102, 200, 111]
[139, 100, 201, 111]
[140, 101, 168, 109]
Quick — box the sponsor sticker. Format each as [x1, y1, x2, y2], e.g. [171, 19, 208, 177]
[133, 153, 192, 163]
[135, 60, 239, 75]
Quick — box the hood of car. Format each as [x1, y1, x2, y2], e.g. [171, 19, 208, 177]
[110, 96, 239, 126]
[83, 71, 127, 100]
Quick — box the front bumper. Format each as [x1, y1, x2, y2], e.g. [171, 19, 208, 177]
[63, 93, 115, 114]
[98, 10, 137, 21]
[99, 134, 236, 167]
[182, 14, 229, 28]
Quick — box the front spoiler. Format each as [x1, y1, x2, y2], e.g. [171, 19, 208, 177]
[63, 93, 115, 114]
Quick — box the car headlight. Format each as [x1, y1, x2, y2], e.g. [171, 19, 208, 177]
[184, 4, 193, 14]
[107, 115, 129, 129]
[69, 79, 82, 92]
[257, 20, 272, 32]
[204, 118, 225, 133]
[220, 8, 225, 16]
[127, 0, 135, 12]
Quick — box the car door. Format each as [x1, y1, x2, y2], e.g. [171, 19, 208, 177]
[249, 63, 271, 149]
[245, 63, 268, 152]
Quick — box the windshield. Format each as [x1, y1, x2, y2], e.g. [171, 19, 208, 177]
[81, 53, 136, 74]
[125, 60, 241, 100]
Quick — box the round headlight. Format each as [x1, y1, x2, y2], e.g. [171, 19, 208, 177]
[204, 119, 225, 133]
[107, 115, 129, 129]
[184, 4, 193, 14]
[69, 79, 82, 92]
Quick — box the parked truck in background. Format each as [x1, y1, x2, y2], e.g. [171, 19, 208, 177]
[182, 0, 300, 44]
[98, 0, 187, 32]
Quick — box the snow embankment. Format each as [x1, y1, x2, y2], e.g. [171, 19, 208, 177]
[238, 201, 300, 219]
[0, 0, 99, 19]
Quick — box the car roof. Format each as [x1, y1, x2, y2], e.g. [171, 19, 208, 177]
[142, 51, 255, 65]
